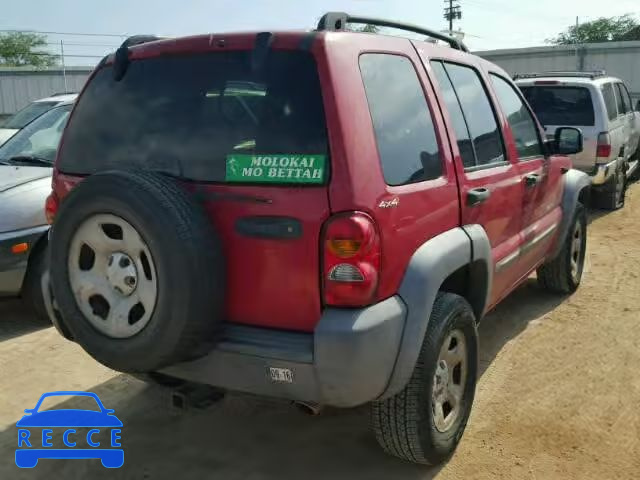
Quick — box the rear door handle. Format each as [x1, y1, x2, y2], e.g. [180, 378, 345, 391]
[524, 173, 541, 187]
[467, 187, 491, 207]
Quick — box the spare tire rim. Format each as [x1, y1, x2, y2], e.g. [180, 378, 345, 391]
[68, 214, 158, 338]
[432, 329, 467, 433]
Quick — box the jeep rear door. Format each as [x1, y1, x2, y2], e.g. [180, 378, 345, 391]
[55, 42, 331, 332]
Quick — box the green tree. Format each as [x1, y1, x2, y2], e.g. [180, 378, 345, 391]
[549, 14, 640, 45]
[0, 32, 59, 67]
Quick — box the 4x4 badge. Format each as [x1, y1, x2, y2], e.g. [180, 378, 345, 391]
[378, 198, 399, 209]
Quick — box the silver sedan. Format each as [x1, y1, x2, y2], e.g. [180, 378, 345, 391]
[0, 101, 73, 320]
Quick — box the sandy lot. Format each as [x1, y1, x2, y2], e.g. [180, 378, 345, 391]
[1, 183, 639, 479]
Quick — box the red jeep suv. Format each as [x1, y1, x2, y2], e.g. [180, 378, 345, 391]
[45, 13, 590, 465]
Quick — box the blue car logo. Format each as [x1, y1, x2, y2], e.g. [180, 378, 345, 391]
[16, 391, 123, 468]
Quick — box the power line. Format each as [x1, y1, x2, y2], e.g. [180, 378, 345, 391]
[0, 28, 127, 38]
[30, 52, 104, 58]
[463, 0, 572, 22]
[45, 41, 119, 48]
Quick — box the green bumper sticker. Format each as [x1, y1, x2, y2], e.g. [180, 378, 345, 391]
[225, 154, 326, 184]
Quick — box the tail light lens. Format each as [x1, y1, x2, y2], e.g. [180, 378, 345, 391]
[596, 132, 612, 161]
[322, 212, 380, 307]
[45, 192, 59, 225]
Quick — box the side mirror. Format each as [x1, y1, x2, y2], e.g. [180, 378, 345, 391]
[23, 409, 34, 415]
[553, 127, 583, 155]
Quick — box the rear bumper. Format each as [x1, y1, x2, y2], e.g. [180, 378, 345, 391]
[43, 275, 408, 407]
[0, 225, 48, 295]
[162, 297, 407, 407]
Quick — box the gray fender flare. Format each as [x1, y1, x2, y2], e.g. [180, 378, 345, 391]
[547, 169, 591, 261]
[379, 226, 492, 399]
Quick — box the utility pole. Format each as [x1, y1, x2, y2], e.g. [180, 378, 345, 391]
[575, 16, 580, 71]
[444, 0, 462, 34]
[60, 40, 68, 93]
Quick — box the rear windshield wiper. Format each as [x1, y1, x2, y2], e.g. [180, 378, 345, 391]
[6, 155, 53, 167]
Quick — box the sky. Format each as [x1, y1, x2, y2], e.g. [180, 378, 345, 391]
[2, 0, 639, 66]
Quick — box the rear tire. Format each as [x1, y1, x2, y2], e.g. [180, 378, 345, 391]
[371, 293, 478, 465]
[595, 164, 625, 210]
[21, 242, 50, 323]
[629, 150, 640, 182]
[537, 203, 587, 294]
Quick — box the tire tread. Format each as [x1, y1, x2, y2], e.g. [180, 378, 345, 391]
[371, 293, 477, 465]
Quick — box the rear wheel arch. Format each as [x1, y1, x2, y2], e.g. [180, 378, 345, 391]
[439, 260, 489, 323]
[380, 226, 490, 399]
[548, 169, 591, 261]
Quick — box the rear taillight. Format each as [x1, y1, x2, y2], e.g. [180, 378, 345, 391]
[322, 212, 380, 307]
[596, 132, 612, 161]
[45, 192, 59, 225]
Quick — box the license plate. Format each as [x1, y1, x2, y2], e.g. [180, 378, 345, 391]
[268, 367, 293, 383]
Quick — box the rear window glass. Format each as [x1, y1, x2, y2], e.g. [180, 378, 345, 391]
[58, 51, 328, 184]
[3, 101, 58, 129]
[520, 86, 595, 126]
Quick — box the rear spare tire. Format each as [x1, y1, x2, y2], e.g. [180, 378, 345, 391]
[49, 171, 225, 372]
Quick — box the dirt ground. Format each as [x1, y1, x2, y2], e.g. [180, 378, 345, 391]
[1, 184, 639, 480]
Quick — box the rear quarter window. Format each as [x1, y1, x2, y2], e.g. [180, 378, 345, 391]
[359, 53, 443, 186]
[58, 51, 329, 184]
[520, 86, 595, 126]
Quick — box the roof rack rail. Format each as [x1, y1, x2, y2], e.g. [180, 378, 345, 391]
[513, 70, 607, 81]
[120, 35, 163, 49]
[316, 12, 468, 52]
[50, 91, 78, 97]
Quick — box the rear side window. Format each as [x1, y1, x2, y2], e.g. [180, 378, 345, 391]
[359, 54, 442, 186]
[616, 84, 629, 114]
[520, 86, 595, 126]
[439, 62, 505, 168]
[601, 83, 618, 121]
[431, 61, 476, 168]
[58, 51, 329, 184]
[490, 74, 543, 159]
[619, 83, 634, 110]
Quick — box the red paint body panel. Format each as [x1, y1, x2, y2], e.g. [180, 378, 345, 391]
[324, 34, 460, 302]
[54, 33, 334, 332]
[51, 30, 571, 332]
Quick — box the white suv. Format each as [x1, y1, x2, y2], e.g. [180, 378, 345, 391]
[516, 72, 640, 209]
